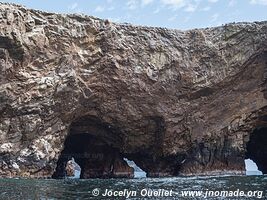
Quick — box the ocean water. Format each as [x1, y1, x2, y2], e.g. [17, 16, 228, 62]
[0, 175, 266, 199]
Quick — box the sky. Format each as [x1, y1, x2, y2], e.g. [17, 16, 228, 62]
[0, 0, 267, 30]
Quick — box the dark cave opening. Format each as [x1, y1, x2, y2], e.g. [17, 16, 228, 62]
[52, 116, 139, 179]
[52, 133, 135, 179]
[245, 127, 267, 174]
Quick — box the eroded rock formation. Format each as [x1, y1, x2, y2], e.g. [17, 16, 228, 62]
[1, 3, 267, 178]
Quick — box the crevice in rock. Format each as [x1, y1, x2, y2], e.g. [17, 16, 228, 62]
[0, 36, 24, 61]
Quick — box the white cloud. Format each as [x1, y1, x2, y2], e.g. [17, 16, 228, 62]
[153, 8, 160, 14]
[142, 0, 154, 6]
[107, 0, 113, 3]
[107, 6, 115, 11]
[161, 0, 185, 10]
[201, 6, 211, 11]
[68, 3, 83, 14]
[250, 0, 267, 5]
[95, 6, 105, 12]
[228, 0, 236, 7]
[208, 0, 219, 3]
[168, 14, 178, 21]
[126, 0, 139, 10]
[211, 13, 219, 22]
[68, 3, 78, 10]
[184, 3, 198, 12]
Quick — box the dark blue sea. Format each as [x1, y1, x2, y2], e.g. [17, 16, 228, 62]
[0, 175, 266, 199]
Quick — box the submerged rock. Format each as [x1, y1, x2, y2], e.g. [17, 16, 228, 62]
[0, 3, 267, 178]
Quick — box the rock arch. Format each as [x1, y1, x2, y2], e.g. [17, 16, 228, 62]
[52, 115, 184, 178]
[52, 116, 134, 178]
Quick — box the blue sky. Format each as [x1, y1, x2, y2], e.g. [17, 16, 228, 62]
[1, 0, 267, 30]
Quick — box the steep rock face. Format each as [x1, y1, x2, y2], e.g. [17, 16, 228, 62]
[0, 3, 267, 178]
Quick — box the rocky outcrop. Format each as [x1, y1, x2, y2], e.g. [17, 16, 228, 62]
[65, 159, 75, 177]
[1, 3, 267, 178]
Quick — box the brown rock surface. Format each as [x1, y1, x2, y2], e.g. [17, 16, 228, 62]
[65, 159, 75, 177]
[0, 3, 267, 178]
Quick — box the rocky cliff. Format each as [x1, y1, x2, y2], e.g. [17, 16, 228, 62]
[0, 3, 267, 178]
